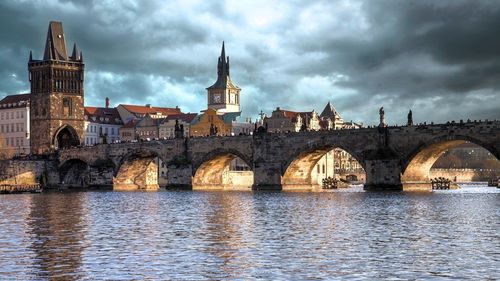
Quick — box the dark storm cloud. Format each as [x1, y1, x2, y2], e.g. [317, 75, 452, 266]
[0, 0, 499, 124]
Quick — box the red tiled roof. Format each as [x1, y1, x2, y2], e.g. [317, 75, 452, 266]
[281, 110, 298, 118]
[84, 106, 123, 125]
[120, 104, 182, 116]
[0, 93, 31, 107]
[122, 119, 140, 128]
[164, 113, 198, 123]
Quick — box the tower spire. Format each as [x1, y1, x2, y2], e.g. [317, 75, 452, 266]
[29, 50, 33, 62]
[71, 43, 79, 60]
[43, 21, 68, 61]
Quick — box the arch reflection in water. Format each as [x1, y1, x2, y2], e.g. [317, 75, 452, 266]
[28, 193, 88, 280]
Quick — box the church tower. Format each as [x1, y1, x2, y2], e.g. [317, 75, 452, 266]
[206, 42, 241, 113]
[28, 21, 85, 154]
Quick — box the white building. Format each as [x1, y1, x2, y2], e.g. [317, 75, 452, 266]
[0, 94, 30, 157]
[84, 106, 123, 145]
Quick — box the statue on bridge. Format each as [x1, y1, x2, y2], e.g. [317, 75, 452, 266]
[174, 119, 184, 139]
[407, 110, 413, 126]
[379, 107, 387, 127]
[209, 123, 218, 136]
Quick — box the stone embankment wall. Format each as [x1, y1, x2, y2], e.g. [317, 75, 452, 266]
[0, 160, 59, 186]
[226, 171, 253, 189]
[429, 168, 498, 182]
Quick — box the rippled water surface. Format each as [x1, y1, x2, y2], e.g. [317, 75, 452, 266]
[0, 185, 499, 280]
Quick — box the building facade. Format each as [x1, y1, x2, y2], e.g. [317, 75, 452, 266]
[190, 108, 232, 137]
[28, 21, 85, 154]
[0, 94, 31, 158]
[84, 105, 122, 145]
[159, 113, 197, 139]
[320, 101, 344, 129]
[120, 119, 139, 142]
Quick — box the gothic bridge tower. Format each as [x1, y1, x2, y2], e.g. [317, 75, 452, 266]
[206, 42, 241, 113]
[28, 21, 85, 154]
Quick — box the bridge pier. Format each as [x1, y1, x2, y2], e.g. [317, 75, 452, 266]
[166, 164, 192, 189]
[252, 161, 282, 190]
[364, 159, 403, 191]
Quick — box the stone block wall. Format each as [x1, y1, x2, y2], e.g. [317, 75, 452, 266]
[0, 160, 59, 186]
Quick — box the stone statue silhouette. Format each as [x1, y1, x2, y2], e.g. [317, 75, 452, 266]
[407, 110, 413, 126]
[379, 107, 387, 127]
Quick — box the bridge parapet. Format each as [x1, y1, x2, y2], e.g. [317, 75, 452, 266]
[53, 120, 499, 191]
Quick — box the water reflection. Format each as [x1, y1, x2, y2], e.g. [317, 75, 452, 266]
[28, 192, 88, 280]
[0, 186, 498, 280]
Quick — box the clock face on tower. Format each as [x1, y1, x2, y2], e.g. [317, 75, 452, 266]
[213, 93, 221, 103]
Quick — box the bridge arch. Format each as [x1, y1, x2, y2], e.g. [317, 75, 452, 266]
[59, 158, 89, 188]
[192, 148, 253, 190]
[282, 144, 365, 190]
[401, 135, 500, 188]
[114, 148, 165, 190]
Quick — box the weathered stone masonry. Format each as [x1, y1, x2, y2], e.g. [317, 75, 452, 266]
[52, 121, 500, 192]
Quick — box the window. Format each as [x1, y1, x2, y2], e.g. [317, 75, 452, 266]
[62, 98, 72, 116]
[317, 165, 320, 173]
[111, 128, 115, 135]
[322, 164, 325, 174]
[16, 111, 19, 119]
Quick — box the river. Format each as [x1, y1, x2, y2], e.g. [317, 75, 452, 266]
[0, 185, 498, 280]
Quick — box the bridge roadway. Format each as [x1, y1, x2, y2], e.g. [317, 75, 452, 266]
[58, 120, 500, 191]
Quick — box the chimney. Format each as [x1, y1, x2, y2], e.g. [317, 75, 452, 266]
[105, 97, 110, 108]
[145, 104, 152, 108]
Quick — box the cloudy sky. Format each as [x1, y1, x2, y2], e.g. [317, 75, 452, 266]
[0, 0, 499, 125]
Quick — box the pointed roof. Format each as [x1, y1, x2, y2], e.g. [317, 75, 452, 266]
[71, 43, 80, 61]
[207, 42, 240, 90]
[320, 101, 342, 120]
[43, 21, 68, 61]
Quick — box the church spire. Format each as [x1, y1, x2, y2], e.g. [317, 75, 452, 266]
[71, 43, 79, 61]
[29, 50, 33, 62]
[217, 41, 229, 77]
[207, 41, 239, 90]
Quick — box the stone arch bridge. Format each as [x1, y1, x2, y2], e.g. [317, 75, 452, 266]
[57, 121, 500, 191]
